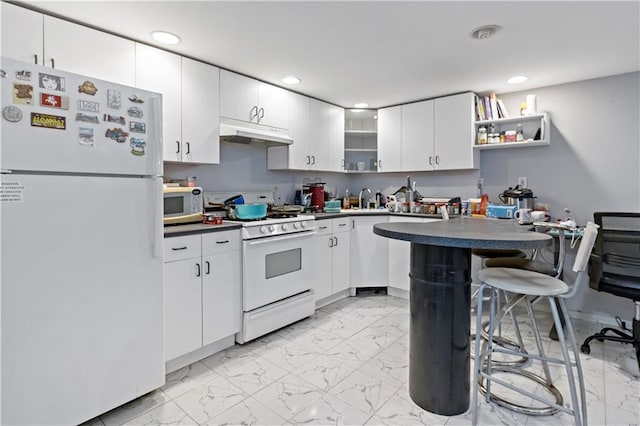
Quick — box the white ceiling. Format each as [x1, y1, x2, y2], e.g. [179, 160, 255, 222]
[19, 0, 640, 109]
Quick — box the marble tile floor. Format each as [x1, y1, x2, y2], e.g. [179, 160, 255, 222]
[85, 294, 639, 426]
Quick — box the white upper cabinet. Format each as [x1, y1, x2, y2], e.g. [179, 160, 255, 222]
[43, 16, 135, 86]
[136, 44, 220, 164]
[433, 92, 477, 170]
[1, 3, 44, 64]
[181, 57, 220, 164]
[268, 96, 343, 171]
[135, 45, 182, 161]
[401, 100, 434, 171]
[220, 70, 289, 130]
[326, 103, 346, 172]
[377, 106, 402, 172]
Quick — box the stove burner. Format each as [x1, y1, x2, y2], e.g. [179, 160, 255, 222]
[268, 212, 298, 219]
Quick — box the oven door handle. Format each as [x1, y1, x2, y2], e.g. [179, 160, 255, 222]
[246, 231, 317, 246]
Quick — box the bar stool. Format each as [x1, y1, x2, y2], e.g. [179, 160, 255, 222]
[471, 248, 529, 365]
[471, 221, 599, 426]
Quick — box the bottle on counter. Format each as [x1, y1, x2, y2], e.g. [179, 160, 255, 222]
[343, 189, 350, 209]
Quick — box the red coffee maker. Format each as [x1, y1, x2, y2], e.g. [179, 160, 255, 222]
[304, 183, 325, 211]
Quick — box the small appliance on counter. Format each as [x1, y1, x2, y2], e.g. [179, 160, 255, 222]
[303, 182, 325, 212]
[498, 185, 536, 210]
[163, 186, 204, 225]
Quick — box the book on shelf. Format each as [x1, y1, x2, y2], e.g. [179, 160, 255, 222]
[489, 92, 499, 121]
[496, 99, 510, 118]
[483, 95, 492, 120]
[475, 95, 486, 121]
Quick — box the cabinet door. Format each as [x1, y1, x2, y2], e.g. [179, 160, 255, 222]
[43, 16, 135, 85]
[1, 3, 43, 64]
[257, 82, 289, 129]
[377, 106, 402, 172]
[182, 58, 220, 164]
[326, 103, 346, 172]
[434, 92, 476, 170]
[135, 44, 183, 162]
[312, 234, 333, 300]
[220, 70, 258, 123]
[387, 216, 422, 291]
[286, 92, 311, 169]
[402, 100, 434, 171]
[350, 217, 389, 287]
[331, 231, 350, 294]
[164, 259, 203, 361]
[308, 99, 329, 170]
[202, 250, 241, 346]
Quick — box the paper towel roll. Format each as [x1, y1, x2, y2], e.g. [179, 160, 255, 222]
[526, 95, 537, 115]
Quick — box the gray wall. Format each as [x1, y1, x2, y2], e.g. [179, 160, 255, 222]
[165, 142, 350, 204]
[167, 71, 640, 322]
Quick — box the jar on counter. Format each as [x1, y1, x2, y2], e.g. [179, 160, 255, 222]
[477, 127, 487, 145]
[505, 130, 517, 142]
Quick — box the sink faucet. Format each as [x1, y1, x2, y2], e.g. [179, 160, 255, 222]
[359, 187, 371, 209]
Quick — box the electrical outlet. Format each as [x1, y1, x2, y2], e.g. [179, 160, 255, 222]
[518, 176, 527, 188]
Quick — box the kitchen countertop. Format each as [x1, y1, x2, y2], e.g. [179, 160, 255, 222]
[164, 221, 242, 238]
[313, 210, 445, 220]
[373, 216, 551, 249]
[164, 210, 445, 237]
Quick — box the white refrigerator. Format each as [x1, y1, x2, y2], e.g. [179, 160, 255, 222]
[1, 57, 164, 425]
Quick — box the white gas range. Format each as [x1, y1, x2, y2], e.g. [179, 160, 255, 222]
[204, 191, 317, 343]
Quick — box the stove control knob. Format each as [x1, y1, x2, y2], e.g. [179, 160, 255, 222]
[260, 226, 268, 234]
[269, 225, 277, 233]
[300, 221, 307, 228]
[292, 222, 300, 229]
[281, 223, 289, 231]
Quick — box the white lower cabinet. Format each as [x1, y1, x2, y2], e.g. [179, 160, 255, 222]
[163, 230, 241, 361]
[313, 217, 351, 303]
[387, 217, 441, 294]
[350, 216, 389, 289]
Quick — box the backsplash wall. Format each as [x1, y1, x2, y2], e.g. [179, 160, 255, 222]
[165, 142, 351, 203]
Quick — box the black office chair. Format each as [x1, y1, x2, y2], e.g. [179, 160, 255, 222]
[581, 212, 640, 371]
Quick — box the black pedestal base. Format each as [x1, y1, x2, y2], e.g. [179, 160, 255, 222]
[409, 243, 471, 416]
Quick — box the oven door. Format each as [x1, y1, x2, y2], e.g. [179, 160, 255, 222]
[242, 230, 316, 311]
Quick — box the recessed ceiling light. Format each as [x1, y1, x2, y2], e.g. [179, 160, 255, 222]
[281, 76, 301, 85]
[350, 109, 364, 113]
[354, 103, 368, 108]
[470, 25, 502, 40]
[507, 75, 529, 84]
[151, 31, 181, 45]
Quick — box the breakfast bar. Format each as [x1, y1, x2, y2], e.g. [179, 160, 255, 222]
[373, 217, 552, 416]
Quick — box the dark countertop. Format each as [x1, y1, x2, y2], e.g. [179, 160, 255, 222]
[374, 216, 552, 249]
[164, 210, 442, 237]
[313, 210, 444, 220]
[164, 221, 242, 238]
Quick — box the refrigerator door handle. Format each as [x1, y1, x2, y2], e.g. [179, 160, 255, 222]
[150, 177, 163, 259]
[149, 96, 164, 177]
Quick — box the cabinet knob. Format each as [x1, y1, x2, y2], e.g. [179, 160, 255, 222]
[176, 141, 181, 153]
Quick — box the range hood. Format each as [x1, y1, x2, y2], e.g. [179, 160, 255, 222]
[219, 119, 293, 146]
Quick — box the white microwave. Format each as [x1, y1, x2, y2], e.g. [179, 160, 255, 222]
[163, 186, 204, 225]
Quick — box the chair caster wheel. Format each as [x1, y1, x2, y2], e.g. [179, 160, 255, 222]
[581, 344, 591, 354]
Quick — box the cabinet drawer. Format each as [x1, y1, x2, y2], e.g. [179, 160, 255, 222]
[202, 230, 240, 256]
[315, 219, 332, 236]
[332, 217, 351, 233]
[164, 235, 201, 262]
